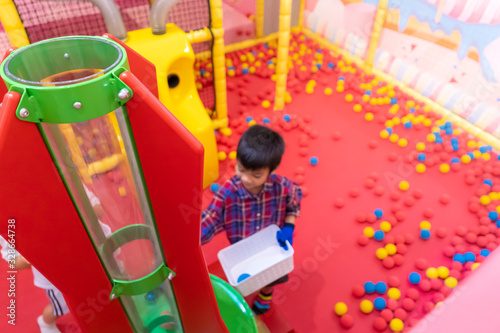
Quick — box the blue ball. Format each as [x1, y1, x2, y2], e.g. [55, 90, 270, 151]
[200, 69, 206, 75]
[451, 138, 459, 144]
[435, 137, 443, 144]
[228, 66, 235, 70]
[373, 297, 386, 310]
[484, 179, 493, 186]
[374, 209, 383, 219]
[445, 128, 453, 135]
[390, 98, 397, 105]
[420, 229, 431, 240]
[409, 107, 416, 113]
[310, 157, 319, 166]
[316, 63, 322, 69]
[452, 145, 459, 152]
[374, 230, 385, 241]
[480, 249, 491, 257]
[283, 114, 291, 122]
[246, 116, 253, 122]
[467, 152, 475, 159]
[451, 157, 460, 163]
[488, 211, 498, 221]
[409, 272, 421, 284]
[375, 282, 387, 294]
[386, 127, 393, 134]
[263, 118, 271, 124]
[464, 252, 476, 262]
[404, 122, 412, 129]
[338, 77, 345, 81]
[242, 68, 249, 74]
[365, 90, 372, 96]
[328, 62, 334, 69]
[445, 121, 452, 128]
[480, 146, 488, 153]
[453, 254, 465, 263]
[364, 281, 376, 294]
[497, 220, 500, 228]
[417, 153, 426, 162]
[210, 183, 220, 193]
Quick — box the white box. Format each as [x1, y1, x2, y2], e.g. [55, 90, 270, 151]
[217, 224, 294, 296]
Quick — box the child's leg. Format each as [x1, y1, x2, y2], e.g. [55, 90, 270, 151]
[37, 303, 61, 333]
[252, 286, 274, 315]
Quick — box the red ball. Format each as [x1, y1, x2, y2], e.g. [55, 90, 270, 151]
[384, 235, 396, 245]
[395, 235, 405, 244]
[395, 211, 406, 222]
[381, 309, 394, 322]
[405, 233, 415, 245]
[383, 256, 395, 269]
[373, 317, 388, 331]
[340, 314, 354, 328]
[365, 178, 376, 189]
[477, 236, 488, 247]
[387, 298, 399, 311]
[349, 187, 360, 198]
[412, 189, 424, 199]
[366, 213, 377, 224]
[406, 288, 420, 301]
[394, 308, 408, 321]
[358, 235, 370, 246]
[419, 279, 431, 292]
[433, 293, 445, 303]
[423, 208, 434, 218]
[374, 186, 385, 196]
[388, 152, 398, 161]
[397, 243, 408, 255]
[402, 298, 416, 312]
[440, 285, 452, 297]
[436, 227, 448, 238]
[355, 212, 367, 222]
[465, 232, 477, 244]
[424, 301, 435, 313]
[388, 276, 401, 288]
[393, 254, 404, 266]
[415, 258, 428, 270]
[451, 236, 463, 246]
[443, 246, 456, 258]
[352, 284, 365, 298]
[430, 278, 443, 291]
[455, 226, 468, 236]
[404, 197, 415, 207]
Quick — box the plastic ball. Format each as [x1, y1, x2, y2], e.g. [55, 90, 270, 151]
[471, 262, 480, 271]
[398, 138, 408, 147]
[229, 151, 237, 160]
[453, 254, 466, 263]
[373, 297, 386, 310]
[375, 282, 387, 294]
[283, 114, 291, 122]
[399, 181, 409, 191]
[310, 156, 319, 166]
[439, 163, 450, 173]
[324, 87, 333, 95]
[376, 248, 389, 260]
[416, 163, 426, 173]
[248, 120, 257, 126]
[374, 230, 385, 241]
[390, 318, 404, 332]
[218, 151, 227, 161]
[345, 94, 354, 102]
[420, 221, 431, 230]
[385, 243, 397, 255]
[365, 113, 374, 121]
[426, 267, 438, 279]
[437, 266, 449, 279]
[420, 229, 431, 240]
[445, 277, 458, 288]
[464, 252, 476, 262]
[416, 142, 425, 151]
[364, 227, 375, 238]
[389, 133, 399, 142]
[374, 208, 383, 218]
[364, 281, 376, 294]
[354, 104, 362, 112]
[220, 127, 232, 136]
[380, 221, 391, 232]
[480, 249, 491, 257]
[352, 285, 365, 298]
[409, 272, 421, 284]
[373, 317, 388, 331]
[387, 288, 401, 299]
[263, 118, 271, 124]
[262, 100, 271, 108]
[380, 130, 390, 139]
[360, 300, 374, 314]
[210, 183, 220, 193]
[334, 302, 348, 316]
[340, 314, 354, 328]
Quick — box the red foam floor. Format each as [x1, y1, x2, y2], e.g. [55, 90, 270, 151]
[2, 45, 500, 333]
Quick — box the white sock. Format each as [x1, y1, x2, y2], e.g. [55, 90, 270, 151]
[37, 315, 61, 333]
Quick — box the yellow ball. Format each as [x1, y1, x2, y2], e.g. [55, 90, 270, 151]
[324, 87, 333, 95]
[445, 277, 458, 288]
[365, 113, 374, 121]
[220, 127, 232, 136]
[306, 86, 314, 94]
[471, 263, 480, 271]
[392, 117, 401, 125]
[376, 248, 389, 260]
[360, 300, 374, 314]
[362, 94, 370, 102]
[440, 164, 450, 173]
[389, 134, 399, 142]
[423, 118, 432, 126]
[426, 267, 438, 279]
[390, 318, 404, 332]
[262, 100, 271, 109]
[380, 221, 392, 232]
[218, 152, 227, 161]
[285, 92, 292, 104]
[380, 130, 390, 139]
[490, 192, 499, 200]
[398, 138, 408, 147]
[483, 153, 491, 161]
[334, 302, 348, 316]
[387, 288, 401, 299]
[437, 266, 449, 279]
[229, 151, 237, 160]
[420, 220, 431, 230]
[336, 86, 344, 93]
[364, 227, 375, 238]
[353, 104, 362, 112]
[416, 163, 426, 173]
[416, 142, 426, 151]
[496, 205, 500, 214]
[461, 155, 472, 164]
[248, 120, 257, 126]
[345, 94, 354, 102]
[480, 195, 491, 205]
[399, 181, 409, 191]
[385, 243, 397, 255]
[427, 133, 436, 142]
[385, 120, 394, 128]
[308, 80, 317, 87]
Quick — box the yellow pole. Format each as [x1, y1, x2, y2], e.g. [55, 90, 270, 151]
[274, 0, 292, 111]
[256, 0, 265, 38]
[365, 0, 388, 69]
[186, 27, 212, 44]
[209, 0, 228, 129]
[298, 0, 306, 28]
[0, 0, 30, 48]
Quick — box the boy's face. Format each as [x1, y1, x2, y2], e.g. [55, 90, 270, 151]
[235, 161, 270, 193]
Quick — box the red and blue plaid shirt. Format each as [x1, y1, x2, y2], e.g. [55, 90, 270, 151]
[201, 174, 302, 245]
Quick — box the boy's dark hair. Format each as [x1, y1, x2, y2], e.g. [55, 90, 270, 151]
[237, 125, 285, 172]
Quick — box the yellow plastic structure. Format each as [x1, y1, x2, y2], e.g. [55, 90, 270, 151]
[274, 0, 292, 111]
[256, 0, 264, 38]
[0, 0, 29, 48]
[125, 24, 219, 188]
[365, 0, 388, 68]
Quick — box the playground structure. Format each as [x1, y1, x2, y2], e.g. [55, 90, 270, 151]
[2, 0, 500, 332]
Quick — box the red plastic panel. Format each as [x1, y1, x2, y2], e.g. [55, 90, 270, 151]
[120, 71, 229, 333]
[0, 92, 133, 333]
[103, 33, 159, 98]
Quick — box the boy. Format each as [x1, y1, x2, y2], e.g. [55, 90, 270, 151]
[201, 124, 302, 314]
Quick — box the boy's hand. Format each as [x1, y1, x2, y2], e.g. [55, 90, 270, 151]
[276, 223, 295, 250]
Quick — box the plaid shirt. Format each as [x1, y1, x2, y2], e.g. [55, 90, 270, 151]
[201, 174, 302, 245]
